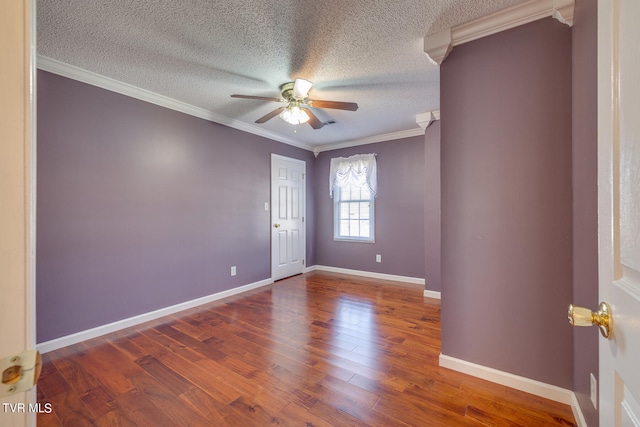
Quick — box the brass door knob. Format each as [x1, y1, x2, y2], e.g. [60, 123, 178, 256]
[273, 223, 280, 228]
[568, 302, 612, 338]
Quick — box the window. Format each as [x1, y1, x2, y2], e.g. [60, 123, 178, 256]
[334, 183, 374, 241]
[329, 153, 377, 243]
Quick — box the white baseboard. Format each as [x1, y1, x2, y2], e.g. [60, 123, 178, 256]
[571, 390, 588, 427]
[307, 265, 425, 287]
[423, 289, 441, 299]
[37, 278, 273, 354]
[439, 353, 574, 405]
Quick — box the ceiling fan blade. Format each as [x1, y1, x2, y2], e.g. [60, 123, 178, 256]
[255, 107, 286, 124]
[307, 99, 358, 111]
[292, 78, 313, 99]
[304, 109, 324, 130]
[231, 94, 283, 102]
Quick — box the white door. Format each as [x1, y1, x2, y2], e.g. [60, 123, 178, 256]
[598, 1, 640, 425]
[0, 0, 36, 425]
[271, 154, 306, 281]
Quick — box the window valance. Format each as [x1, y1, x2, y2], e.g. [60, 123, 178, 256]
[329, 153, 377, 198]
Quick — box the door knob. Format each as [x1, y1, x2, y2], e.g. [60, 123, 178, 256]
[273, 223, 280, 228]
[568, 302, 612, 338]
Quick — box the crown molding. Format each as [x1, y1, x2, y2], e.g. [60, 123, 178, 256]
[551, 0, 575, 26]
[314, 127, 426, 154]
[424, 0, 575, 65]
[416, 110, 441, 129]
[37, 55, 434, 155]
[423, 30, 453, 66]
[36, 55, 313, 152]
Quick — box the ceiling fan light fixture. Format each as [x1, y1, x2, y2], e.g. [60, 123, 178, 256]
[232, 79, 357, 129]
[292, 78, 313, 100]
[280, 105, 310, 125]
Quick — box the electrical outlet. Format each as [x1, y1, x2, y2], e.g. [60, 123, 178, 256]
[231, 266, 237, 276]
[590, 373, 597, 409]
[376, 254, 381, 263]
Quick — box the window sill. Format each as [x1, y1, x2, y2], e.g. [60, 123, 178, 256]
[333, 237, 375, 243]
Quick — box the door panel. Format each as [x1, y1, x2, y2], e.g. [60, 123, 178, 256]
[292, 187, 300, 219]
[271, 155, 305, 280]
[291, 229, 300, 263]
[598, 0, 640, 425]
[278, 186, 287, 219]
[620, 382, 640, 427]
[277, 231, 288, 265]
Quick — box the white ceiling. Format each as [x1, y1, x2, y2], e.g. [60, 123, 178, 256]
[37, 0, 528, 151]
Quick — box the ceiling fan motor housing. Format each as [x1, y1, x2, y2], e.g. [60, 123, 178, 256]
[280, 82, 298, 101]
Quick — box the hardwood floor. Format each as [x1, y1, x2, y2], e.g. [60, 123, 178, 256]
[37, 272, 577, 426]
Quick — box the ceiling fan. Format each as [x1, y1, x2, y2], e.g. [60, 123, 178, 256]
[231, 78, 358, 129]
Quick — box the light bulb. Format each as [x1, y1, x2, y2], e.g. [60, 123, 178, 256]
[280, 105, 310, 125]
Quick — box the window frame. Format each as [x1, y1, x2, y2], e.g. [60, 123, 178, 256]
[333, 183, 375, 243]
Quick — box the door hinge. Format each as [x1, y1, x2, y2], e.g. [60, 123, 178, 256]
[302, 216, 304, 223]
[303, 259, 305, 265]
[302, 173, 305, 179]
[1, 350, 42, 398]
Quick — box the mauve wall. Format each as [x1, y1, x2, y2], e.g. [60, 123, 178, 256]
[440, 18, 573, 388]
[424, 122, 441, 292]
[36, 70, 315, 343]
[572, 0, 599, 424]
[314, 137, 425, 279]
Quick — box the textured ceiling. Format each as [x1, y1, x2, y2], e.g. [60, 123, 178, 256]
[37, 0, 528, 150]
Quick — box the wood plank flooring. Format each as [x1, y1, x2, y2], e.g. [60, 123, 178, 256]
[37, 272, 577, 426]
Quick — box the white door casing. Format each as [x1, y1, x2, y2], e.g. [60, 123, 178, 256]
[598, 1, 640, 426]
[0, 0, 36, 425]
[271, 154, 306, 281]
